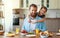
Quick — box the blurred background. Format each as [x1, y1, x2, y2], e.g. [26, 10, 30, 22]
[0, 0, 60, 32]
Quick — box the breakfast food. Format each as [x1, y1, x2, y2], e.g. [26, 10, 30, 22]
[40, 31, 53, 37]
[6, 32, 15, 37]
[0, 31, 4, 35]
[44, 31, 49, 34]
[21, 30, 28, 33]
[28, 32, 34, 35]
[48, 32, 53, 37]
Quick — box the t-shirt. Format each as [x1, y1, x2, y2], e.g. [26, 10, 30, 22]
[37, 12, 45, 18]
[38, 15, 45, 18]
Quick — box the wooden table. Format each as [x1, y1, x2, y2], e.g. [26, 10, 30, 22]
[0, 33, 60, 38]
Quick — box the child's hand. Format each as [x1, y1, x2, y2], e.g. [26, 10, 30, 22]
[31, 20, 37, 24]
[28, 19, 31, 23]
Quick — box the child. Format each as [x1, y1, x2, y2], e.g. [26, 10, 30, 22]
[36, 6, 47, 32]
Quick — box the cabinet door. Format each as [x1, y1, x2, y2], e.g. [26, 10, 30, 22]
[46, 10, 57, 18]
[12, 0, 20, 8]
[28, 0, 41, 11]
[48, 0, 58, 9]
[29, 0, 41, 6]
[58, 0, 60, 9]
[46, 19, 58, 32]
[56, 10, 60, 18]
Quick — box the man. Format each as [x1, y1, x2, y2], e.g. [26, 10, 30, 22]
[21, 4, 38, 32]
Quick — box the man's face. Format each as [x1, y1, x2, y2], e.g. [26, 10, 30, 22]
[40, 8, 46, 15]
[29, 6, 37, 17]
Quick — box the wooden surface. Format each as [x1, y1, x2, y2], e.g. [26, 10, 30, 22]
[0, 33, 60, 38]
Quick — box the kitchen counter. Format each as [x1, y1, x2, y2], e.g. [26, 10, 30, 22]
[0, 33, 60, 38]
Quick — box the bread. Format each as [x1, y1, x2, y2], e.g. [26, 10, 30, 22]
[0, 31, 4, 35]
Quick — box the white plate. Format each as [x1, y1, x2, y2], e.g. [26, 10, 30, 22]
[56, 33, 60, 35]
[20, 33, 27, 35]
[26, 34, 36, 37]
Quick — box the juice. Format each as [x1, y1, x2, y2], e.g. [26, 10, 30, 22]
[16, 28, 19, 34]
[36, 29, 39, 35]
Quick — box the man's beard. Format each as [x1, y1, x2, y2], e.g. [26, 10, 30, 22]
[30, 13, 37, 18]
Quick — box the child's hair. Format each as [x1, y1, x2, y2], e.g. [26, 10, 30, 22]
[40, 6, 47, 12]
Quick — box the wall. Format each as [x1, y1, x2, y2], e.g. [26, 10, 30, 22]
[46, 18, 60, 32]
[46, 9, 60, 18]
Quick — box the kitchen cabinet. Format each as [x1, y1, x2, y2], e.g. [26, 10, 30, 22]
[12, 0, 22, 8]
[28, 0, 41, 9]
[46, 18, 60, 32]
[46, 9, 60, 18]
[23, 0, 58, 9]
[56, 13, 60, 18]
[23, 0, 42, 10]
[46, 10, 57, 18]
[0, 18, 4, 30]
[58, 0, 60, 9]
[56, 10, 60, 18]
[48, 0, 58, 9]
[0, 0, 4, 31]
[14, 0, 60, 18]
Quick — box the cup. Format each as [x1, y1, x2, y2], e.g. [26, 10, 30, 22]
[16, 28, 20, 34]
[36, 29, 39, 35]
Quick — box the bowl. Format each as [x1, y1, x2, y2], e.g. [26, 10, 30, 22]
[40, 35, 48, 38]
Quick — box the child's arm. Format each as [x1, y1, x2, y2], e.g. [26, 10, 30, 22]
[31, 18, 46, 24]
[37, 18, 46, 22]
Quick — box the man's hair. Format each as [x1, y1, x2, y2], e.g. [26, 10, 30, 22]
[29, 4, 37, 9]
[40, 6, 47, 12]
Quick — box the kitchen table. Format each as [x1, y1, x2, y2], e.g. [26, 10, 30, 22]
[0, 33, 60, 38]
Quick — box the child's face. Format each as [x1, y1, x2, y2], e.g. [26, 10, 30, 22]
[40, 8, 46, 15]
